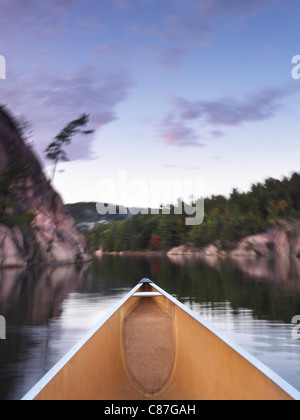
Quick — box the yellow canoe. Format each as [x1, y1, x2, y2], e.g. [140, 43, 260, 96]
[22, 279, 300, 400]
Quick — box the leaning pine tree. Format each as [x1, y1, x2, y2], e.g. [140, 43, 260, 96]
[44, 114, 94, 182]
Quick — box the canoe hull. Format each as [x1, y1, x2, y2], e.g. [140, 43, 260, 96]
[22, 280, 300, 401]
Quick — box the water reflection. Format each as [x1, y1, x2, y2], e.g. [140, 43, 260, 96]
[163, 254, 300, 323]
[0, 254, 300, 400]
[0, 265, 90, 400]
[0, 265, 89, 326]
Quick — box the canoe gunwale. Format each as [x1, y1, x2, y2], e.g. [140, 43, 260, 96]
[21, 280, 300, 401]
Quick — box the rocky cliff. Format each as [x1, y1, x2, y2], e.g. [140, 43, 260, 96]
[228, 219, 300, 258]
[0, 107, 91, 267]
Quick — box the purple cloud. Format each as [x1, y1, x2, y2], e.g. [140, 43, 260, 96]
[130, 0, 279, 53]
[159, 114, 203, 147]
[125, 0, 280, 76]
[0, 0, 99, 49]
[210, 130, 225, 138]
[132, 12, 213, 46]
[157, 48, 188, 72]
[196, 0, 278, 20]
[0, 0, 80, 16]
[165, 14, 213, 45]
[160, 84, 295, 147]
[92, 43, 127, 57]
[176, 86, 292, 127]
[1, 66, 135, 161]
[113, 0, 160, 8]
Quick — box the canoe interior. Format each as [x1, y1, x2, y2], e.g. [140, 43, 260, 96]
[28, 282, 297, 400]
[123, 296, 176, 396]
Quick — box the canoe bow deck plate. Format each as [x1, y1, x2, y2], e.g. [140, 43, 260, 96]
[123, 297, 176, 396]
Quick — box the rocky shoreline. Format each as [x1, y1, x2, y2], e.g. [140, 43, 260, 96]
[95, 219, 300, 261]
[168, 219, 300, 259]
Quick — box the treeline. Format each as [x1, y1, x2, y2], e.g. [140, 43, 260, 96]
[84, 172, 300, 253]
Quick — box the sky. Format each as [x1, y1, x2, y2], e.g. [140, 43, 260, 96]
[1, 0, 300, 207]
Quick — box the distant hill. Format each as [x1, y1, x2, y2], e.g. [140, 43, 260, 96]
[65, 202, 159, 231]
[65, 202, 128, 226]
[65, 202, 140, 231]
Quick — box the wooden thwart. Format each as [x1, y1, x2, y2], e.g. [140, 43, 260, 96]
[132, 292, 162, 297]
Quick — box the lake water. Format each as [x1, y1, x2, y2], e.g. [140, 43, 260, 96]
[1, 254, 300, 400]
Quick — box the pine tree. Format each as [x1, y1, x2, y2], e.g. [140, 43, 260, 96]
[44, 114, 94, 181]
